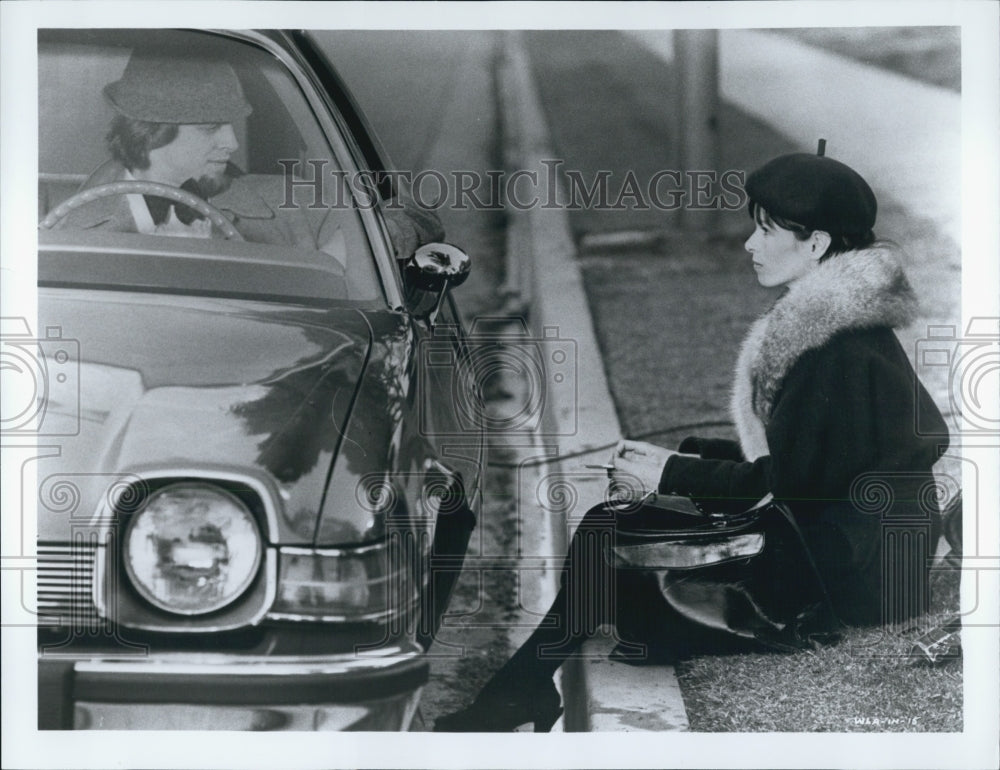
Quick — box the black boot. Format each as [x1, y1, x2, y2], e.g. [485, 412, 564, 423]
[433, 625, 576, 732]
[433, 675, 562, 732]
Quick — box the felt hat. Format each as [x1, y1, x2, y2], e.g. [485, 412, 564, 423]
[745, 150, 877, 235]
[104, 52, 252, 124]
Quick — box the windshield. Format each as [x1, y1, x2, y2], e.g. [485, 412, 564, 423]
[38, 29, 381, 302]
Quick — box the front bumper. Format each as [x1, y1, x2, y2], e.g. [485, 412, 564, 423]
[39, 645, 428, 731]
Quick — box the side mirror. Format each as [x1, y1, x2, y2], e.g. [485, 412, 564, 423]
[403, 243, 472, 327]
[404, 243, 471, 293]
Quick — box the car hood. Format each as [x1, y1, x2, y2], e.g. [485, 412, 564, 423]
[36, 289, 371, 544]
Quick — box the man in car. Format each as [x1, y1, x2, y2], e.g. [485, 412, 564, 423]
[60, 50, 442, 257]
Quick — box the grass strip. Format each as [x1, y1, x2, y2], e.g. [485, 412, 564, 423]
[676, 567, 962, 732]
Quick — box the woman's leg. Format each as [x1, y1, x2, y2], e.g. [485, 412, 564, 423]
[488, 503, 620, 684]
[434, 502, 624, 730]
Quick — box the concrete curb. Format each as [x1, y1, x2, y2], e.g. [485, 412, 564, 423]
[499, 30, 690, 732]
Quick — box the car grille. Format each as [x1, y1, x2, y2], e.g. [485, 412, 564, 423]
[37, 541, 102, 628]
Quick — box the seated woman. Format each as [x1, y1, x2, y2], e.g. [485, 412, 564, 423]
[435, 149, 949, 732]
[57, 49, 442, 257]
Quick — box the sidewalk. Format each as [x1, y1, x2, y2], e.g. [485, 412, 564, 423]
[629, 29, 962, 246]
[628, 30, 962, 401]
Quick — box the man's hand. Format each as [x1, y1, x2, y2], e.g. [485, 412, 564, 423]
[609, 439, 677, 496]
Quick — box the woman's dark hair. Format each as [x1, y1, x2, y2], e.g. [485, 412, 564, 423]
[749, 200, 875, 261]
[106, 115, 178, 171]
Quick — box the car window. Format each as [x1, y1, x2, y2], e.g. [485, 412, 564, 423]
[38, 29, 382, 302]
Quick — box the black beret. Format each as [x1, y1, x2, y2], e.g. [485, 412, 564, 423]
[745, 153, 877, 235]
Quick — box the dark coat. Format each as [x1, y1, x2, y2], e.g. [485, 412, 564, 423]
[658, 245, 948, 627]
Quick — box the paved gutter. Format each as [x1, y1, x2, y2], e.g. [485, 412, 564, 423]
[499, 30, 690, 733]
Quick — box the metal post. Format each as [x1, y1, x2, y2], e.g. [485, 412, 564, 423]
[673, 30, 720, 231]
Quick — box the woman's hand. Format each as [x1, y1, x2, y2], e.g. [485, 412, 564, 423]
[609, 439, 677, 496]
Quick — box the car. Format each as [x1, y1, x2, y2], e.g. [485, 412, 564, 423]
[34, 27, 483, 731]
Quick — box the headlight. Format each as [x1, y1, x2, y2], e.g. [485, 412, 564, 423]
[123, 483, 262, 615]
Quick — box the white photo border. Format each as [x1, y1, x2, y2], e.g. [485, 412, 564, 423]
[3, 2, 997, 769]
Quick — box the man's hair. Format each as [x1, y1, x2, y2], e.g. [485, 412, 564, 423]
[106, 115, 178, 171]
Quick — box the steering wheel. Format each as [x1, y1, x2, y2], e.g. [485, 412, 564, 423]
[39, 180, 244, 241]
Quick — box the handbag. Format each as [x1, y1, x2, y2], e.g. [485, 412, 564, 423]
[609, 494, 843, 654]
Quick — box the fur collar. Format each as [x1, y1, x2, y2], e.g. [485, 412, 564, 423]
[731, 244, 917, 460]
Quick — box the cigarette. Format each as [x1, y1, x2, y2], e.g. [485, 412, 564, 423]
[584, 464, 616, 471]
